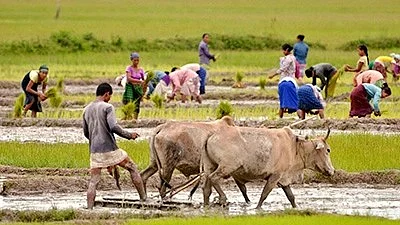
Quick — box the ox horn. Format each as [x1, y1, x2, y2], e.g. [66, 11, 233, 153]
[324, 127, 331, 140]
[289, 115, 318, 128]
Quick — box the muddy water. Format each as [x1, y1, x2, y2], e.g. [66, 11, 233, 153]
[1, 185, 399, 220]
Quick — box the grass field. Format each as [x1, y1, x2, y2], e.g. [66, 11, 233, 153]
[1, 133, 399, 172]
[0, 0, 399, 48]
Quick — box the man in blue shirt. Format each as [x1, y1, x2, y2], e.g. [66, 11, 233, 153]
[294, 34, 309, 80]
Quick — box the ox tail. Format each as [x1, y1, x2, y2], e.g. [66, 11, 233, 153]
[151, 127, 172, 190]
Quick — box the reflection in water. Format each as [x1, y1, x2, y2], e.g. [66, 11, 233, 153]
[1, 185, 399, 220]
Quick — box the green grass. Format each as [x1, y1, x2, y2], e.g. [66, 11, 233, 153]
[1, 134, 399, 172]
[0, 0, 399, 49]
[1, 210, 398, 224]
[330, 134, 400, 172]
[125, 214, 400, 225]
[0, 141, 149, 169]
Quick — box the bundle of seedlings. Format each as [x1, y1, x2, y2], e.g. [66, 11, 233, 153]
[232, 72, 246, 88]
[13, 93, 25, 118]
[216, 100, 234, 119]
[121, 102, 135, 120]
[45, 87, 63, 108]
[150, 94, 164, 109]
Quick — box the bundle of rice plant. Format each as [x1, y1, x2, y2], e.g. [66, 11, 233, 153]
[259, 77, 267, 90]
[151, 94, 164, 109]
[49, 95, 63, 108]
[13, 93, 25, 118]
[121, 102, 135, 120]
[56, 77, 65, 93]
[216, 100, 234, 119]
[232, 72, 246, 88]
[45, 88, 58, 98]
[144, 71, 155, 84]
[327, 66, 345, 98]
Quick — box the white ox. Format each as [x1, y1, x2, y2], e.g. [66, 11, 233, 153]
[140, 116, 250, 203]
[202, 126, 334, 209]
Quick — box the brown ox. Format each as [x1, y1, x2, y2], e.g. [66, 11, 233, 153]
[202, 126, 334, 209]
[140, 116, 250, 203]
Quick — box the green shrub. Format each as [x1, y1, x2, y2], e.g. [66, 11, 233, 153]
[0, 32, 328, 55]
[216, 101, 234, 119]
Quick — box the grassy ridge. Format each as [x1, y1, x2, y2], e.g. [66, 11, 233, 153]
[1, 133, 399, 172]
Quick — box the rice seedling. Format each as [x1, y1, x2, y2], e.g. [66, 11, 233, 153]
[45, 88, 58, 99]
[120, 102, 135, 120]
[216, 100, 234, 119]
[150, 94, 164, 109]
[232, 72, 246, 88]
[49, 95, 63, 108]
[13, 93, 25, 118]
[144, 71, 155, 84]
[56, 76, 65, 93]
[259, 77, 267, 90]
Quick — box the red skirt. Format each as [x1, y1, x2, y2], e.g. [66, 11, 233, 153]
[349, 85, 373, 117]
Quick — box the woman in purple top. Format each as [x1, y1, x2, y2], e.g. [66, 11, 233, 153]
[122, 52, 145, 120]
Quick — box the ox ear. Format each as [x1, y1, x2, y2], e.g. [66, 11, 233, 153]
[296, 135, 308, 141]
[316, 141, 325, 150]
[324, 127, 331, 140]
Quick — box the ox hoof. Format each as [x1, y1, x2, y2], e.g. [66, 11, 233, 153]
[213, 196, 228, 207]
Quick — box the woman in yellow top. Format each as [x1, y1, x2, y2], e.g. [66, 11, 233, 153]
[21, 65, 49, 117]
[369, 55, 395, 80]
[344, 44, 370, 86]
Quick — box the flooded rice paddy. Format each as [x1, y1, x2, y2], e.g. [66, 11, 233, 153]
[1, 184, 399, 220]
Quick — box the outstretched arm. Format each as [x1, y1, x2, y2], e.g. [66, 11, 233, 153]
[106, 106, 133, 140]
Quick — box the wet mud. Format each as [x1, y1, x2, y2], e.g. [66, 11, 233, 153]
[1, 79, 400, 221]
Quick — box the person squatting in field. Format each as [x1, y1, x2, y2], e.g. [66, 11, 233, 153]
[21, 65, 49, 118]
[144, 70, 170, 99]
[167, 68, 202, 104]
[305, 63, 337, 98]
[297, 84, 326, 120]
[354, 70, 386, 88]
[83, 83, 146, 209]
[180, 63, 208, 95]
[122, 52, 145, 120]
[269, 43, 299, 118]
[369, 55, 396, 80]
[349, 83, 391, 118]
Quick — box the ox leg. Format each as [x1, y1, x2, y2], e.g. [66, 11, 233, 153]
[119, 158, 146, 201]
[281, 185, 297, 208]
[256, 174, 281, 209]
[87, 168, 101, 209]
[206, 166, 229, 206]
[188, 180, 200, 200]
[234, 178, 250, 204]
[140, 162, 158, 193]
[202, 175, 213, 206]
[159, 167, 174, 198]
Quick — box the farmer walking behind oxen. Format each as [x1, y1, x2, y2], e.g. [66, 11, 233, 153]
[83, 83, 146, 209]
